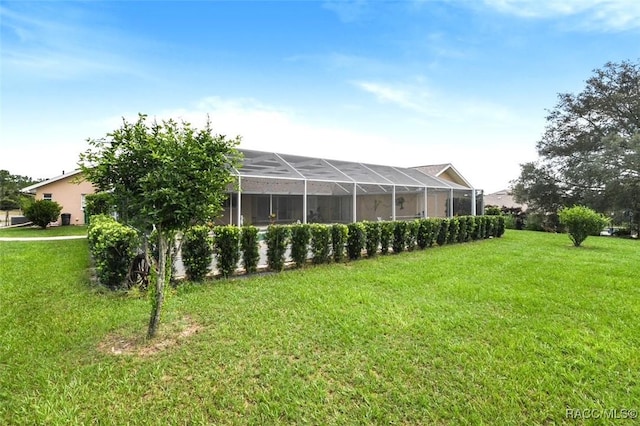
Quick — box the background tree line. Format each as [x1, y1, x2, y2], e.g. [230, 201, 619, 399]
[0, 170, 39, 225]
[512, 59, 640, 233]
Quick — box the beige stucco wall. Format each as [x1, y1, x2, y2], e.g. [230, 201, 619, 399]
[34, 175, 96, 225]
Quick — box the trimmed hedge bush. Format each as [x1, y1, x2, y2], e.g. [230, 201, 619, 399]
[379, 221, 394, 254]
[181, 225, 213, 281]
[310, 224, 331, 264]
[392, 221, 407, 254]
[416, 219, 431, 249]
[240, 225, 260, 274]
[290, 224, 311, 268]
[214, 226, 240, 278]
[266, 225, 290, 271]
[363, 221, 381, 258]
[463, 216, 476, 242]
[406, 220, 418, 251]
[436, 219, 449, 246]
[346, 222, 366, 260]
[495, 215, 506, 238]
[447, 217, 460, 244]
[484, 216, 494, 238]
[473, 216, 486, 240]
[331, 224, 348, 262]
[88, 215, 139, 289]
[457, 217, 468, 243]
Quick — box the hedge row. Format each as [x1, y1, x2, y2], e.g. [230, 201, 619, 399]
[181, 215, 505, 279]
[90, 215, 505, 288]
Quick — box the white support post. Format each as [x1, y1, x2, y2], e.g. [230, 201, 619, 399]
[352, 183, 357, 222]
[303, 180, 308, 224]
[237, 176, 242, 227]
[449, 189, 454, 218]
[424, 187, 428, 218]
[471, 189, 477, 216]
[392, 185, 396, 221]
[269, 194, 273, 217]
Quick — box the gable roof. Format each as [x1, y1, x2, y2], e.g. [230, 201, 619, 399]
[410, 163, 473, 188]
[20, 170, 84, 194]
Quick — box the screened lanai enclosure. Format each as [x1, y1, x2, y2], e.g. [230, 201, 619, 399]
[216, 149, 484, 226]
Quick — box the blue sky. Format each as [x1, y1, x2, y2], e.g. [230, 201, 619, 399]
[1, 0, 639, 192]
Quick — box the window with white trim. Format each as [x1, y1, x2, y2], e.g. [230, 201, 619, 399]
[43, 193, 53, 201]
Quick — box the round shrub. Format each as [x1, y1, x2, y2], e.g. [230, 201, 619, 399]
[24, 199, 62, 229]
[558, 205, 609, 247]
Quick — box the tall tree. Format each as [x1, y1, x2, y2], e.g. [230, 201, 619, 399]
[513, 60, 640, 230]
[80, 114, 241, 338]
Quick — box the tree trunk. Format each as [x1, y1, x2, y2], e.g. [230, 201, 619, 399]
[147, 230, 167, 339]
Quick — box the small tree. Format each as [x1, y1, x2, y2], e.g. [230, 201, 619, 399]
[23, 200, 62, 229]
[559, 205, 609, 247]
[80, 114, 240, 338]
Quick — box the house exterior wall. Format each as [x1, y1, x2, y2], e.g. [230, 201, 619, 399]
[34, 175, 95, 225]
[425, 191, 449, 218]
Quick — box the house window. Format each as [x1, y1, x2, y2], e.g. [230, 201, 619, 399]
[43, 193, 53, 201]
[81, 194, 86, 211]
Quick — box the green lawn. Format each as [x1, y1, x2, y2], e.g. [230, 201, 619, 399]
[0, 225, 88, 237]
[1, 231, 638, 424]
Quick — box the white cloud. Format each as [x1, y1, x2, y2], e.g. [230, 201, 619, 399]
[482, 0, 640, 31]
[353, 79, 519, 127]
[353, 81, 437, 115]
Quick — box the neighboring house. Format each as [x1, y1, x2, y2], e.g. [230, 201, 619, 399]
[483, 189, 527, 211]
[21, 170, 96, 225]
